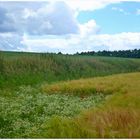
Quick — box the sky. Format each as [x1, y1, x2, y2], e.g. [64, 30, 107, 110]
[0, 0, 140, 54]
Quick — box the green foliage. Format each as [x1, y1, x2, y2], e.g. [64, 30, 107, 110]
[33, 116, 92, 138]
[0, 51, 4, 74]
[0, 51, 140, 138]
[0, 86, 105, 138]
[0, 51, 140, 89]
[78, 49, 140, 58]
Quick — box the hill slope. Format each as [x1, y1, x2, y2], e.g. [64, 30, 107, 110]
[41, 72, 140, 138]
[0, 51, 140, 89]
[0, 51, 140, 138]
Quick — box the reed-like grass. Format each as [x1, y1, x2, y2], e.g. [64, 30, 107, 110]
[1, 51, 140, 138]
[0, 51, 140, 89]
[40, 72, 140, 138]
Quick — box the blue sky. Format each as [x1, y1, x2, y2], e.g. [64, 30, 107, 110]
[78, 2, 140, 34]
[0, 0, 140, 53]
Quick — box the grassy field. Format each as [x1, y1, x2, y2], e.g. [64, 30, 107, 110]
[41, 72, 140, 138]
[0, 51, 140, 138]
[0, 72, 140, 138]
[0, 51, 140, 89]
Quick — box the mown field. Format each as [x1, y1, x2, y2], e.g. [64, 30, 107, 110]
[0, 51, 140, 138]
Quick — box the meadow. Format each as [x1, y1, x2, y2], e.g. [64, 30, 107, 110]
[41, 72, 140, 138]
[0, 51, 140, 138]
[0, 51, 140, 89]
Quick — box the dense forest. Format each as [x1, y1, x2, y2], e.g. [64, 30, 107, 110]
[77, 49, 140, 58]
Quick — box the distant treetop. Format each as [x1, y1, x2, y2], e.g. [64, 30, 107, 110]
[76, 49, 140, 58]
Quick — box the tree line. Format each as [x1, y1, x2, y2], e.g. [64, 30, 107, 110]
[76, 49, 140, 58]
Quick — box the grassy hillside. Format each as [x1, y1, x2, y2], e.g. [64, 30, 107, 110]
[0, 51, 140, 138]
[0, 51, 140, 89]
[41, 72, 140, 138]
[0, 72, 140, 138]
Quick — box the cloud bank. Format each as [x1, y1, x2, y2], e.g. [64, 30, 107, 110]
[0, 1, 79, 35]
[0, 1, 140, 53]
[22, 32, 140, 54]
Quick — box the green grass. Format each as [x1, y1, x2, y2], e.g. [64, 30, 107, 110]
[0, 51, 140, 138]
[1, 72, 140, 138]
[0, 51, 140, 89]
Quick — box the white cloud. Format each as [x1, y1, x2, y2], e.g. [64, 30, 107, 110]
[89, 32, 140, 51]
[45, 0, 140, 13]
[112, 7, 130, 15]
[20, 19, 101, 53]
[25, 1, 79, 35]
[21, 34, 82, 53]
[1, 1, 140, 53]
[22, 8, 37, 19]
[20, 32, 140, 54]
[136, 9, 140, 15]
[0, 33, 24, 51]
[1, 30, 140, 54]
[79, 20, 100, 37]
[0, 1, 79, 35]
[3, 0, 140, 12]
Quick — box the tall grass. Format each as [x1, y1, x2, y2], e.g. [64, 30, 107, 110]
[33, 108, 140, 138]
[41, 72, 140, 138]
[0, 51, 140, 89]
[1, 51, 140, 138]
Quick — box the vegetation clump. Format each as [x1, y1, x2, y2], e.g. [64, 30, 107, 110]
[0, 86, 105, 138]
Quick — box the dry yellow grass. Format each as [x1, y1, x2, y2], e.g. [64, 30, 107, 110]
[42, 72, 140, 138]
[77, 108, 140, 138]
[42, 72, 140, 97]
